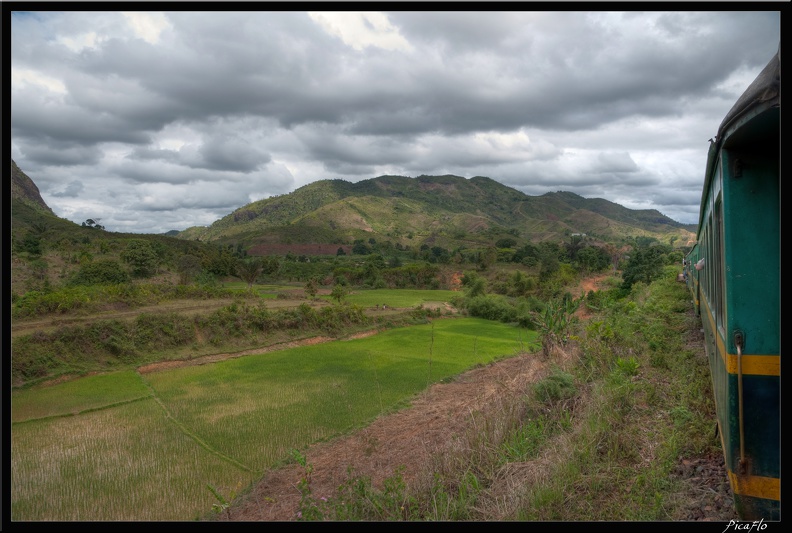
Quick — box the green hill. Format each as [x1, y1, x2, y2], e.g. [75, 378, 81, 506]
[9, 161, 695, 296]
[177, 174, 695, 251]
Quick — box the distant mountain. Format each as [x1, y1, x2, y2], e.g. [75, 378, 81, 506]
[11, 159, 55, 215]
[178, 174, 695, 252]
[9, 160, 694, 256]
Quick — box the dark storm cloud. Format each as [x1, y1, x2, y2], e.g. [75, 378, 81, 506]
[9, 10, 780, 232]
[19, 142, 103, 167]
[11, 95, 152, 146]
[50, 180, 85, 198]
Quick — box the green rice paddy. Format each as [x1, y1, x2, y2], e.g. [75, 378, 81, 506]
[11, 318, 537, 521]
[337, 288, 459, 308]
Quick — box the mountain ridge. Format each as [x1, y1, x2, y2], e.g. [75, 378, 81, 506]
[176, 173, 695, 250]
[9, 160, 695, 251]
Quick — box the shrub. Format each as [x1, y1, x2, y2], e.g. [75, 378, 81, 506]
[533, 370, 576, 405]
[70, 260, 131, 286]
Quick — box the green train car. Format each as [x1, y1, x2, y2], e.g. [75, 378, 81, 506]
[685, 48, 780, 520]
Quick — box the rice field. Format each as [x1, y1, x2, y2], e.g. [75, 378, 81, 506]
[10, 318, 537, 521]
[338, 288, 459, 308]
[223, 282, 299, 298]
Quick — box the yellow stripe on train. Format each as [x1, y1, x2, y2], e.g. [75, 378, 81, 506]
[701, 301, 780, 376]
[727, 471, 781, 501]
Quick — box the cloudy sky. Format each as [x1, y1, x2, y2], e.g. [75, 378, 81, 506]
[9, 9, 781, 234]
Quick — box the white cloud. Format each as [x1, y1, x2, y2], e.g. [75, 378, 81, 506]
[57, 31, 103, 52]
[11, 67, 67, 94]
[122, 12, 171, 45]
[309, 12, 413, 52]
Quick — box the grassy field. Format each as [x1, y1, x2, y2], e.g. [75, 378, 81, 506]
[223, 282, 301, 298]
[333, 288, 459, 308]
[10, 318, 537, 521]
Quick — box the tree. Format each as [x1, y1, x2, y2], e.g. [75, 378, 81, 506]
[82, 218, 105, 230]
[176, 254, 203, 285]
[260, 256, 281, 279]
[121, 239, 160, 277]
[576, 246, 610, 273]
[564, 235, 585, 262]
[538, 247, 560, 280]
[336, 247, 346, 256]
[508, 270, 535, 297]
[330, 283, 348, 303]
[206, 244, 238, 276]
[478, 246, 498, 270]
[235, 258, 264, 289]
[304, 278, 318, 299]
[16, 233, 43, 256]
[462, 271, 487, 297]
[603, 243, 630, 272]
[620, 245, 666, 290]
[352, 240, 371, 255]
[495, 238, 517, 249]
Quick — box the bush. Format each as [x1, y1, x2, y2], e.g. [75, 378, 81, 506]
[464, 294, 517, 323]
[70, 260, 131, 286]
[533, 370, 576, 404]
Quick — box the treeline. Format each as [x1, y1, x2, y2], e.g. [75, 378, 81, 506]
[12, 204, 687, 321]
[11, 283, 240, 320]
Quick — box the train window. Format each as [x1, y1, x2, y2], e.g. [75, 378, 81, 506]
[713, 196, 725, 335]
[701, 224, 709, 307]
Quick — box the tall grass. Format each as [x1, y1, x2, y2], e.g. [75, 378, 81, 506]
[11, 399, 258, 521]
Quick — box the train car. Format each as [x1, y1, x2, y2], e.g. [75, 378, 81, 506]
[686, 48, 780, 520]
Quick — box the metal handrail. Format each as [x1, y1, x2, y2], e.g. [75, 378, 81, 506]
[736, 331, 746, 473]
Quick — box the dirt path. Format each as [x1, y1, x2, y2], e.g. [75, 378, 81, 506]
[573, 272, 611, 320]
[10, 298, 240, 338]
[219, 349, 553, 522]
[11, 296, 366, 339]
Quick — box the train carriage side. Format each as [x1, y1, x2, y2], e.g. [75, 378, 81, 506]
[695, 49, 780, 521]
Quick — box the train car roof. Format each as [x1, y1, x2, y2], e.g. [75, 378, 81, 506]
[717, 47, 780, 143]
[698, 47, 780, 230]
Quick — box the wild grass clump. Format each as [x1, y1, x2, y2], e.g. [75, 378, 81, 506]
[11, 399, 258, 521]
[532, 368, 576, 404]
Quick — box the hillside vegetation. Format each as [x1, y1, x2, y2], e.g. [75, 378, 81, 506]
[175, 173, 696, 252]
